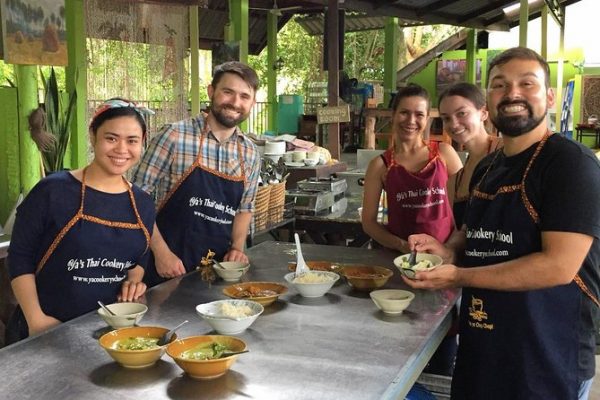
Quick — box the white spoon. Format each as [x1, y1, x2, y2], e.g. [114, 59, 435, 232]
[294, 233, 310, 277]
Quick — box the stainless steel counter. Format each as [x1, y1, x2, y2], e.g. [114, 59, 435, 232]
[0, 242, 458, 400]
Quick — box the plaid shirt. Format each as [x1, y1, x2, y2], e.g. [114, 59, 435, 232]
[132, 114, 261, 212]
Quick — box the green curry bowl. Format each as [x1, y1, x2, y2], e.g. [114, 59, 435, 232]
[99, 326, 174, 368]
[97, 302, 148, 329]
[166, 335, 247, 380]
[393, 253, 443, 280]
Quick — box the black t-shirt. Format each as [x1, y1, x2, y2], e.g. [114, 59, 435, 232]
[470, 133, 600, 380]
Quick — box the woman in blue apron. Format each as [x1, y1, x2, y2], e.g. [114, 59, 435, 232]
[143, 123, 245, 287]
[452, 133, 600, 399]
[6, 99, 155, 343]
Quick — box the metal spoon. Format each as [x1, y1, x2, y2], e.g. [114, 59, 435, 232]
[212, 260, 226, 269]
[98, 301, 117, 316]
[220, 350, 249, 358]
[158, 320, 188, 346]
[98, 301, 138, 321]
[407, 247, 418, 268]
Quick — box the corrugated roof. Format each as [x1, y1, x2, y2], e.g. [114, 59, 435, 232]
[149, 0, 580, 54]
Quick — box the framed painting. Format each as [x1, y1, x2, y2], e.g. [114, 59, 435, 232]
[436, 59, 482, 96]
[0, 0, 67, 66]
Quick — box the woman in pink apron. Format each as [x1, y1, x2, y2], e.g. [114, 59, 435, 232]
[362, 84, 463, 377]
[362, 84, 462, 254]
[6, 99, 155, 343]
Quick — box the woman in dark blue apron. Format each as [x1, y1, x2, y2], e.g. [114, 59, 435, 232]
[143, 124, 245, 287]
[6, 100, 155, 343]
[452, 133, 600, 399]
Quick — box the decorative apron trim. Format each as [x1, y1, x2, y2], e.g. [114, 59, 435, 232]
[454, 137, 500, 203]
[36, 169, 151, 273]
[386, 140, 439, 173]
[158, 124, 246, 212]
[471, 132, 600, 307]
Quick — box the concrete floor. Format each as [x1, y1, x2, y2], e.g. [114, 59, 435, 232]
[591, 358, 600, 398]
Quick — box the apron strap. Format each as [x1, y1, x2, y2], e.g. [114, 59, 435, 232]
[574, 274, 600, 308]
[158, 123, 246, 211]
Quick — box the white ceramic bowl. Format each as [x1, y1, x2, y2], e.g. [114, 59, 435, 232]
[303, 158, 318, 167]
[213, 261, 250, 282]
[283, 271, 339, 298]
[196, 300, 264, 335]
[393, 253, 443, 279]
[370, 289, 415, 314]
[97, 302, 148, 329]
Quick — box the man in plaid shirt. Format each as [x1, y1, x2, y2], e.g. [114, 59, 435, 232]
[133, 62, 261, 286]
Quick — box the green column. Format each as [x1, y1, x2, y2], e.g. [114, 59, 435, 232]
[66, 0, 88, 169]
[190, 5, 200, 116]
[383, 17, 398, 106]
[554, 7, 566, 133]
[229, 0, 249, 63]
[541, 5, 548, 59]
[466, 29, 477, 84]
[519, 0, 529, 47]
[15, 65, 41, 194]
[267, 12, 278, 132]
[0, 87, 20, 224]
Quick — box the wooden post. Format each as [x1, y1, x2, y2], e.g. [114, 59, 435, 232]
[267, 12, 278, 132]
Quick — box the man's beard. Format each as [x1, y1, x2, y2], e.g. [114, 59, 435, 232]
[211, 101, 249, 129]
[491, 100, 546, 137]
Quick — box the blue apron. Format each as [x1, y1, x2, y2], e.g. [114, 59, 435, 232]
[6, 170, 150, 342]
[452, 133, 597, 400]
[144, 129, 245, 286]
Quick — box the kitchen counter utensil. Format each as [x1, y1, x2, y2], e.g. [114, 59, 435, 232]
[158, 320, 189, 346]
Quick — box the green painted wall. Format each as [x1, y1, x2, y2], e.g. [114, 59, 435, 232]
[0, 88, 20, 225]
[408, 48, 581, 117]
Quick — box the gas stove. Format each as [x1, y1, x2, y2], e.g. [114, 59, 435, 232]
[296, 176, 347, 196]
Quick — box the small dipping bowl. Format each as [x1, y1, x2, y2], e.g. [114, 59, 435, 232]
[97, 302, 148, 329]
[370, 289, 415, 315]
[213, 261, 250, 282]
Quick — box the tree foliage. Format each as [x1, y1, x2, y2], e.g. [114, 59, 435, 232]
[249, 18, 460, 95]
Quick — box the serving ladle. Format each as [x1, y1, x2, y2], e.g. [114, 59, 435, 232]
[158, 320, 189, 346]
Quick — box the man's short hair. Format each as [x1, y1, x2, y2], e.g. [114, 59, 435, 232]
[212, 61, 260, 93]
[487, 47, 551, 89]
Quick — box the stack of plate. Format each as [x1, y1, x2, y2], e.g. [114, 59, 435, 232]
[264, 141, 286, 163]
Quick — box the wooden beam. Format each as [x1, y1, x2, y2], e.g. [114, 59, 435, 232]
[415, 0, 461, 17]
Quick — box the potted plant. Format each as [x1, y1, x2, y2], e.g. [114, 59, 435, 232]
[28, 67, 77, 174]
